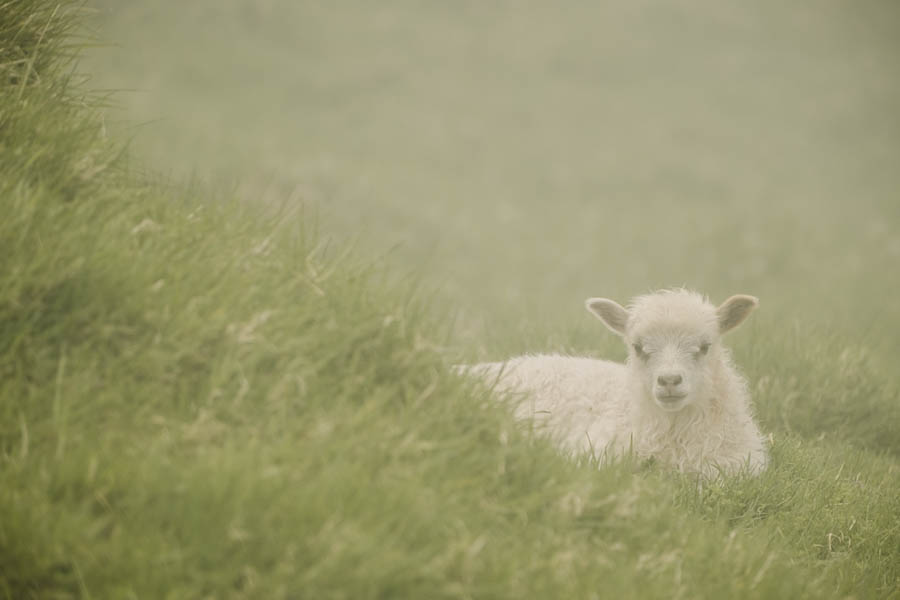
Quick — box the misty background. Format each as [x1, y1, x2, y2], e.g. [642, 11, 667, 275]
[84, 0, 900, 355]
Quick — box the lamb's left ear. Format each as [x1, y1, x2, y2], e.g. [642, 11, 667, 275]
[717, 295, 759, 333]
[586, 298, 629, 336]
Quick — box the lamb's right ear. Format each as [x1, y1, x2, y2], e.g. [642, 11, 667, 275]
[585, 298, 629, 336]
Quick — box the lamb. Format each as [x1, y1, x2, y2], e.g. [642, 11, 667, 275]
[459, 289, 768, 478]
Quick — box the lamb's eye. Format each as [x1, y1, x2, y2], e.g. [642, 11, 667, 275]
[698, 343, 710, 356]
[633, 343, 647, 358]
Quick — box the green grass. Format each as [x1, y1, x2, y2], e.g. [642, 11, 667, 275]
[2, 1, 900, 598]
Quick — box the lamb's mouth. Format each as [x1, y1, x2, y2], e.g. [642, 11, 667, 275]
[656, 393, 687, 403]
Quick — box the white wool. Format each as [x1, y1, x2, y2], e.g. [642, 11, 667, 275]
[460, 289, 768, 478]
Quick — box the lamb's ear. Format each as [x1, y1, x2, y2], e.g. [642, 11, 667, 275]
[585, 298, 629, 336]
[717, 295, 759, 333]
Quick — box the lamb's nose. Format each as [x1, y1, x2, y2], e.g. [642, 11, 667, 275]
[658, 374, 683, 386]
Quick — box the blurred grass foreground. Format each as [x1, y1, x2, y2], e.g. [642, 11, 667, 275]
[1, 1, 900, 598]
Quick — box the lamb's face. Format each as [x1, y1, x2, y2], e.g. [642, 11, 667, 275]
[626, 324, 716, 412]
[586, 289, 758, 413]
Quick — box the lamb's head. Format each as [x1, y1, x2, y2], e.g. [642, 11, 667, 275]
[586, 289, 758, 412]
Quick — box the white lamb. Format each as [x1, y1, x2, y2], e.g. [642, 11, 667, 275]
[460, 289, 768, 478]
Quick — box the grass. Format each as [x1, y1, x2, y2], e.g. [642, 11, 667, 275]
[1, 1, 899, 598]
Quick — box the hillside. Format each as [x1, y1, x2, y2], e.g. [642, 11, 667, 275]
[1, 2, 898, 598]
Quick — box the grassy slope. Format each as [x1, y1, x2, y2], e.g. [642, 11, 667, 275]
[1, 2, 899, 599]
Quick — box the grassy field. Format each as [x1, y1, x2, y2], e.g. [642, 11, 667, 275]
[2, 1, 899, 598]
